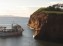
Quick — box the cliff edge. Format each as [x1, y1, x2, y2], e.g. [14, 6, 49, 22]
[28, 4, 63, 42]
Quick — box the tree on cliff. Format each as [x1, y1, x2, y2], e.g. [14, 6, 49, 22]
[45, 5, 61, 11]
[33, 4, 63, 13]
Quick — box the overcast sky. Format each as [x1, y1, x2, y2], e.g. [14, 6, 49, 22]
[0, 0, 63, 17]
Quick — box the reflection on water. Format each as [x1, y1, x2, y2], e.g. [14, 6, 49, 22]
[0, 17, 63, 46]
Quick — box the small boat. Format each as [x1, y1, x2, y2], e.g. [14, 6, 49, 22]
[0, 24, 24, 37]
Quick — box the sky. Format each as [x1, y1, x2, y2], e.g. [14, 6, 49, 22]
[0, 0, 63, 17]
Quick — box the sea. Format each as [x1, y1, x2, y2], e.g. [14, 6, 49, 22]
[0, 17, 63, 46]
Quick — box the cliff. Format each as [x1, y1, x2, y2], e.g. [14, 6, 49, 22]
[28, 7, 63, 42]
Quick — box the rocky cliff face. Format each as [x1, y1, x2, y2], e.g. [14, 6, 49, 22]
[28, 12, 47, 38]
[28, 11, 63, 42]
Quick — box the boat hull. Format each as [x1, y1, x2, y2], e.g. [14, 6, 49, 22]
[0, 31, 22, 37]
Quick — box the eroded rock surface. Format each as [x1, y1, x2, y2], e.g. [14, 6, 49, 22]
[28, 11, 63, 42]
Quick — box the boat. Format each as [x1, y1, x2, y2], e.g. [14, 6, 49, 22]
[0, 24, 24, 37]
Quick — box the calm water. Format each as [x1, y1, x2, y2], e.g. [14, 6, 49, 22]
[0, 17, 63, 46]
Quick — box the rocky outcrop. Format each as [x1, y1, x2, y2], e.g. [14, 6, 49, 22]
[28, 10, 63, 42]
[28, 12, 47, 38]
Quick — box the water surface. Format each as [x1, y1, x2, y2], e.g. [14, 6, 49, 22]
[0, 17, 63, 46]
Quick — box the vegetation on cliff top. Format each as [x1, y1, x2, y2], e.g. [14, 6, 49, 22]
[32, 4, 63, 15]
